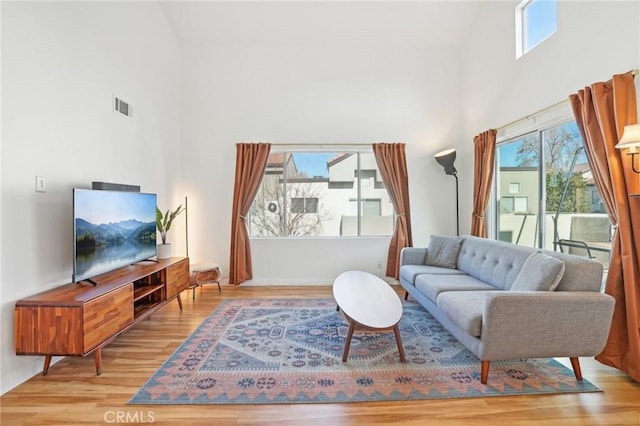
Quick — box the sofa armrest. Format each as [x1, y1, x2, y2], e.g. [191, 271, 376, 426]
[400, 247, 428, 266]
[479, 291, 615, 360]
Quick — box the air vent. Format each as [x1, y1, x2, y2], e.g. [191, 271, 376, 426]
[114, 96, 132, 118]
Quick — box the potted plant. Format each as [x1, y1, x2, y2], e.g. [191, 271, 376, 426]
[156, 204, 185, 259]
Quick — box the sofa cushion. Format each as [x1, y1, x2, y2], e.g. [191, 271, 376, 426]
[437, 291, 492, 337]
[400, 264, 465, 286]
[541, 249, 603, 292]
[456, 236, 534, 290]
[425, 235, 461, 269]
[510, 251, 565, 292]
[415, 273, 498, 304]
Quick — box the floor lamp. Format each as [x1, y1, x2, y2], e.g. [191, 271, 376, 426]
[434, 148, 459, 236]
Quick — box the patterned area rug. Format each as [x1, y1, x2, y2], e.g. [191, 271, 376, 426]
[129, 298, 600, 404]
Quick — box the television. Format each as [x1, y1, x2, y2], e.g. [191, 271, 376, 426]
[73, 188, 158, 284]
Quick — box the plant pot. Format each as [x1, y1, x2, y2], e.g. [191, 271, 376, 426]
[157, 244, 172, 260]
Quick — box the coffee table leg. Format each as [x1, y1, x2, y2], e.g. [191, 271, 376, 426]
[393, 324, 405, 362]
[342, 319, 356, 362]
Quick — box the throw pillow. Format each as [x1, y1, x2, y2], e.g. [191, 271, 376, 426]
[425, 235, 462, 269]
[510, 251, 565, 292]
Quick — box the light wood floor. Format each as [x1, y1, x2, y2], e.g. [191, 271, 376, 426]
[1, 285, 639, 425]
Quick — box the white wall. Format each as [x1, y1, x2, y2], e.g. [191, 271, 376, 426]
[179, 45, 463, 283]
[0, 2, 181, 394]
[459, 0, 640, 231]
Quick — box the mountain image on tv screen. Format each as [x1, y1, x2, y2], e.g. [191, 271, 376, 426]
[73, 189, 157, 283]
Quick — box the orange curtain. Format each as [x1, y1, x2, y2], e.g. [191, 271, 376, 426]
[470, 129, 497, 238]
[372, 143, 413, 279]
[229, 143, 271, 285]
[569, 71, 640, 382]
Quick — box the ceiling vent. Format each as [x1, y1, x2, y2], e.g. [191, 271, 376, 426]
[113, 95, 132, 118]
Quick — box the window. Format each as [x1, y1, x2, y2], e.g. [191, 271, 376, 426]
[493, 117, 610, 267]
[249, 150, 394, 237]
[349, 198, 382, 216]
[363, 199, 381, 216]
[516, 0, 557, 58]
[501, 196, 528, 213]
[291, 197, 318, 214]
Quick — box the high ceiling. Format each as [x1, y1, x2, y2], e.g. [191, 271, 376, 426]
[159, 1, 484, 47]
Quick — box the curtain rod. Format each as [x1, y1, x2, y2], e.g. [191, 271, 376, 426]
[496, 69, 639, 132]
[496, 98, 569, 132]
[271, 143, 374, 146]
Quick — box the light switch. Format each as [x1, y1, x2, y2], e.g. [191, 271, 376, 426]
[36, 176, 46, 193]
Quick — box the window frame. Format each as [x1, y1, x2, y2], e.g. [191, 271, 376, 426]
[490, 102, 575, 247]
[249, 146, 395, 239]
[490, 104, 607, 259]
[515, 0, 558, 59]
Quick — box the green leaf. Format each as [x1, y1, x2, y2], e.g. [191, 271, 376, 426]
[155, 203, 185, 244]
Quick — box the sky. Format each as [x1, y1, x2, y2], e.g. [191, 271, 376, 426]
[292, 153, 338, 178]
[74, 189, 157, 224]
[525, 0, 557, 51]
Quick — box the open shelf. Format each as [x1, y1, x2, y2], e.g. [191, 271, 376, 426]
[134, 301, 163, 318]
[133, 284, 164, 302]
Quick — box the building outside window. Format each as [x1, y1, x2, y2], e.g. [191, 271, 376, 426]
[250, 150, 394, 237]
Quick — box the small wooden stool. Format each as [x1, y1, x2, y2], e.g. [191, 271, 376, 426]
[188, 263, 221, 299]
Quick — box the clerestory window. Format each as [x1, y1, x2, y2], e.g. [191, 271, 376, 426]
[516, 0, 557, 58]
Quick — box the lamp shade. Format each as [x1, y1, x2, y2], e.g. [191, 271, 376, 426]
[434, 148, 457, 175]
[615, 124, 640, 149]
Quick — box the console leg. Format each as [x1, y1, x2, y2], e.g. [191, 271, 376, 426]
[176, 294, 183, 311]
[94, 349, 102, 376]
[570, 357, 583, 380]
[43, 355, 52, 375]
[481, 360, 490, 384]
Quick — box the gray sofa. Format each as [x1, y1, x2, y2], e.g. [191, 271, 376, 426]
[399, 234, 615, 384]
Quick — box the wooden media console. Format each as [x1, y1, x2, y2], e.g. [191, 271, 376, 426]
[14, 257, 189, 375]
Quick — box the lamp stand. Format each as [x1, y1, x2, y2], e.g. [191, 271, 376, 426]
[454, 173, 459, 237]
[185, 195, 189, 258]
[627, 152, 640, 173]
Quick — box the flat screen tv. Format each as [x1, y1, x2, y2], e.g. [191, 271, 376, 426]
[73, 188, 157, 284]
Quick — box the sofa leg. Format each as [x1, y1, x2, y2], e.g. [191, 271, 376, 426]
[404, 291, 409, 300]
[570, 357, 583, 380]
[481, 360, 490, 384]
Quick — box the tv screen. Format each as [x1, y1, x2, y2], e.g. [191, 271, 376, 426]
[73, 189, 157, 283]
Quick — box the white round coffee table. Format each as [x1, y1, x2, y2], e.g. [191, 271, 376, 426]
[332, 270, 405, 362]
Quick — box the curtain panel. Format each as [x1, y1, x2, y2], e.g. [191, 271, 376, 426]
[569, 71, 640, 382]
[372, 143, 413, 279]
[229, 143, 271, 285]
[470, 129, 497, 238]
